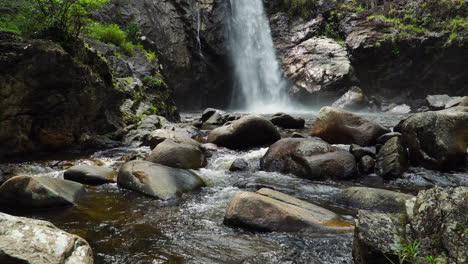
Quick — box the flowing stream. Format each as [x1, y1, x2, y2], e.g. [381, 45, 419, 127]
[1, 112, 466, 263]
[228, 0, 290, 112]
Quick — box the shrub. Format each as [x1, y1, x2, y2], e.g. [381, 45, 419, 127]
[283, 0, 317, 17]
[124, 22, 142, 44]
[0, 0, 108, 38]
[86, 23, 126, 46]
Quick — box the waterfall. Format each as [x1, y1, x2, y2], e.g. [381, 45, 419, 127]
[228, 0, 290, 112]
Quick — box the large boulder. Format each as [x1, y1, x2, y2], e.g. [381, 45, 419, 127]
[395, 106, 468, 170]
[64, 165, 117, 185]
[337, 187, 414, 213]
[260, 138, 357, 180]
[117, 160, 205, 199]
[224, 188, 353, 233]
[353, 187, 468, 264]
[312, 107, 390, 146]
[270, 113, 305, 129]
[143, 128, 200, 150]
[207, 115, 281, 149]
[332, 86, 368, 111]
[146, 139, 206, 169]
[0, 176, 84, 209]
[0, 212, 93, 264]
[375, 137, 409, 178]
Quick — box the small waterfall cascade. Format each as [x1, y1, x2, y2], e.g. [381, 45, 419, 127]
[228, 0, 290, 112]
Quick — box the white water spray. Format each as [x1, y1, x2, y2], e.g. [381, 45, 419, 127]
[228, 0, 291, 112]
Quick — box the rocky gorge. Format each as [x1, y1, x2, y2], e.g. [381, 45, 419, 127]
[0, 0, 467, 263]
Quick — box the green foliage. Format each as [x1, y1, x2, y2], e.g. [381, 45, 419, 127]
[143, 49, 157, 62]
[0, 0, 108, 38]
[86, 23, 126, 46]
[143, 74, 167, 90]
[123, 22, 142, 44]
[0, 16, 20, 33]
[426, 256, 441, 264]
[283, 0, 317, 18]
[385, 240, 420, 264]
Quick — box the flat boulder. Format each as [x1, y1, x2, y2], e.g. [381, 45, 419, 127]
[207, 115, 280, 149]
[146, 139, 206, 169]
[270, 113, 305, 129]
[261, 138, 357, 180]
[64, 165, 117, 185]
[312, 107, 390, 146]
[0, 212, 93, 264]
[337, 187, 414, 213]
[224, 188, 353, 233]
[117, 160, 205, 199]
[395, 106, 468, 170]
[0, 176, 84, 208]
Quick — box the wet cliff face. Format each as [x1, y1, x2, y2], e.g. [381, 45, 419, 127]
[0, 32, 124, 157]
[95, 0, 232, 110]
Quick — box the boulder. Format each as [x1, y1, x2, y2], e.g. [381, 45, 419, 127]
[426, 94, 453, 110]
[312, 107, 390, 146]
[260, 138, 357, 180]
[395, 106, 468, 170]
[375, 137, 409, 178]
[376, 132, 402, 144]
[331, 86, 368, 111]
[270, 113, 305, 129]
[144, 129, 200, 150]
[224, 188, 353, 233]
[229, 158, 249, 172]
[207, 115, 281, 149]
[0, 212, 93, 264]
[117, 160, 205, 199]
[146, 139, 206, 169]
[290, 132, 306, 138]
[201, 108, 222, 122]
[64, 165, 117, 185]
[0, 176, 84, 209]
[446, 96, 468, 108]
[338, 187, 414, 213]
[353, 187, 468, 264]
[350, 144, 376, 159]
[123, 115, 168, 145]
[359, 155, 375, 174]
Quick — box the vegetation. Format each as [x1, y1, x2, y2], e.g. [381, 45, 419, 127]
[282, 0, 317, 17]
[0, 0, 108, 39]
[385, 240, 420, 264]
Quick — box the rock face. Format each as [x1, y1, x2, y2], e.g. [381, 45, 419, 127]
[338, 187, 414, 213]
[375, 137, 409, 178]
[281, 37, 354, 105]
[224, 188, 353, 233]
[353, 187, 468, 264]
[0, 212, 93, 264]
[0, 176, 84, 209]
[261, 138, 357, 180]
[96, 0, 231, 109]
[395, 107, 468, 170]
[64, 165, 117, 185]
[147, 139, 206, 169]
[0, 31, 123, 158]
[312, 107, 390, 146]
[270, 113, 305, 129]
[208, 115, 281, 149]
[117, 160, 205, 199]
[332, 87, 368, 111]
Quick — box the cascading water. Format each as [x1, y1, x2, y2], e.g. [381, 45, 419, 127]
[228, 0, 291, 112]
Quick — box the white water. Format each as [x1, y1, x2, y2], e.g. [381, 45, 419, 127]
[228, 0, 292, 112]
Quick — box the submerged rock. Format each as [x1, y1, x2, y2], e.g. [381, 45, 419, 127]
[146, 139, 206, 169]
[395, 106, 468, 170]
[207, 115, 280, 149]
[0, 176, 84, 209]
[312, 107, 390, 146]
[0, 212, 93, 264]
[260, 138, 357, 180]
[375, 137, 409, 178]
[338, 187, 414, 213]
[353, 187, 468, 264]
[117, 160, 205, 199]
[224, 188, 353, 233]
[332, 86, 368, 111]
[229, 158, 249, 172]
[270, 113, 305, 129]
[64, 165, 117, 185]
